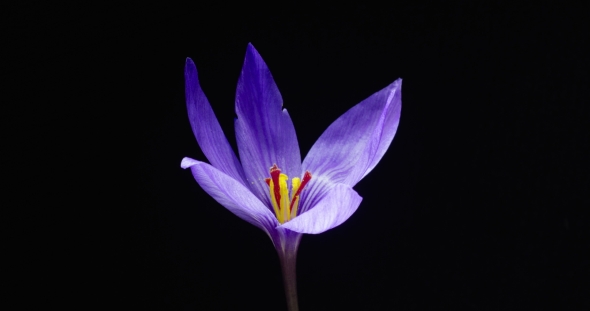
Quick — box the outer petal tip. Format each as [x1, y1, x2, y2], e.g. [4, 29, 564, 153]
[184, 58, 198, 87]
[181, 157, 199, 169]
[246, 42, 257, 53]
[185, 57, 196, 74]
[244, 43, 266, 67]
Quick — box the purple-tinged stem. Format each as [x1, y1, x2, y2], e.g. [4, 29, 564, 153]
[272, 229, 302, 311]
[279, 249, 299, 311]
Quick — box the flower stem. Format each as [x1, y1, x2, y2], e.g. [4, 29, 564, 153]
[279, 250, 299, 311]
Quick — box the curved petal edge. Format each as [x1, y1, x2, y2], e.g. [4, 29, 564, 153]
[299, 79, 401, 213]
[182, 157, 279, 233]
[280, 183, 362, 234]
[302, 79, 402, 186]
[185, 58, 247, 186]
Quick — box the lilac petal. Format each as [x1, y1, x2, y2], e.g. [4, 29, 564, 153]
[181, 157, 279, 233]
[299, 79, 401, 213]
[235, 44, 301, 205]
[361, 79, 403, 179]
[185, 58, 247, 186]
[280, 183, 362, 234]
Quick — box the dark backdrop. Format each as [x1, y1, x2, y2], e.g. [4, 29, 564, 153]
[6, 2, 588, 310]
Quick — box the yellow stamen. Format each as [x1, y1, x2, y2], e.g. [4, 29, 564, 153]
[279, 173, 289, 221]
[291, 177, 301, 201]
[266, 165, 312, 224]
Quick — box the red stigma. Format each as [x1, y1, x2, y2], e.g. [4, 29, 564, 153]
[289, 171, 312, 211]
[269, 164, 282, 205]
[301, 171, 312, 188]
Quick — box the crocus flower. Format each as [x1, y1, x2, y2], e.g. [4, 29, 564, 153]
[181, 44, 401, 310]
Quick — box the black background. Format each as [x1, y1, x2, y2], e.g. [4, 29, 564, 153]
[5, 2, 589, 310]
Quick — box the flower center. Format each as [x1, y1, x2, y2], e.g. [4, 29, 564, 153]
[265, 164, 312, 224]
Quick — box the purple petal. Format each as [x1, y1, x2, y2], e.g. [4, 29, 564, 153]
[234, 44, 302, 205]
[361, 79, 403, 179]
[299, 79, 401, 213]
[181, 157, 279, 233]
[280, 183, 362, 234]
[185, 58, 247, 186]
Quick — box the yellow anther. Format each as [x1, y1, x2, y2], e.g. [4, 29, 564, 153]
[279, 173, 289, 222]
[291, 177, 301, 202]
[290, 196, 300, 220]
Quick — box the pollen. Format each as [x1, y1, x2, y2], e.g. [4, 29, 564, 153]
[265, 164, 312, 224]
